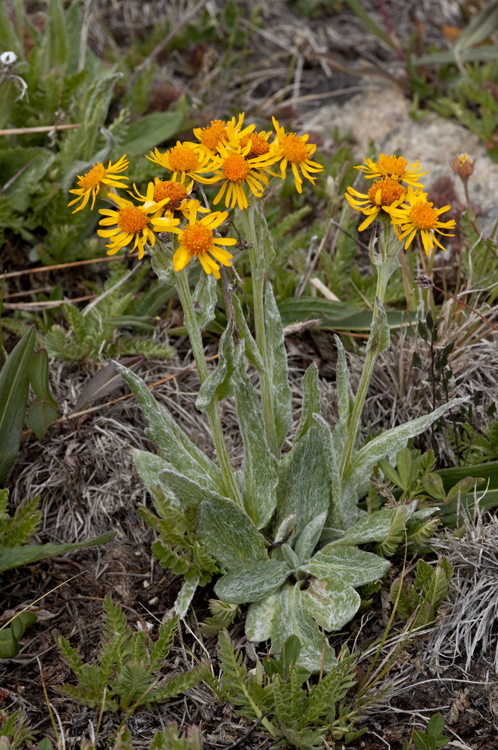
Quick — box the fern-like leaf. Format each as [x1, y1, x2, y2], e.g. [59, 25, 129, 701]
[55, 635, 85, 680]
[200, 600, 240, 636]
[112, 661, 154, 709]
[302, 657, 357, 726]
[56, 683, 119, 712]
[148, 661, 211, 704]
[149, 615, 178, 669]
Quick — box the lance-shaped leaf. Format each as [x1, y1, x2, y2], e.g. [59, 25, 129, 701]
[294, 511, 328, 563]
[116, 363, 223, 492]
[343, 398, 468, 499]
[193, 269, 218, 330]
[133, 449, 176, 502]
[159, 468, 232, 510]
[27, 399, 59, 441]
[246, 592, 280, 642]
[294, 363, 321, 445]
[271, 583, 336, 673]
[215, 560, 291, 604]
[0, 327, 36, 485]
[334, 335, 354, 429]
[149, 241, 177, 286]
[174, 575, 199, 618]
[0, 532, 115, 574]
[197, 496, 268, 569]
[278, 425, 330, 535]
[365, 299, 390, 357]
[265, 282, 292, 449]
[233, 295, 265, 373]
[196, 319, 237, 412]
[299, 545, 390, 587]
[312, 415, 343, 527]
[233, 355, 278, 529]
[301, 579, 361, 632]
[28, 349, 58, 408]
[329, 508, 397, 547]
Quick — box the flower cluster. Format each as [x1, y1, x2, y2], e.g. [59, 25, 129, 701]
[67, 114, 323, 277]
[346, 153, 456, 255]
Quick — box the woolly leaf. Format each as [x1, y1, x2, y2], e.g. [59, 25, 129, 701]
[196, 319, 237, 411]
[233, 294, 265, 373]
[197, 496, 268, 569]
[214, 561, 291, 604]
[300, 545, 390, 587]
[246, 591, 280, 642]
[313, 415, 344, 528]
[294, 511, 327, 564]
[265, 281, 292, 449]
[193, 270, 217, 330]
[334, 334, 354, 428]
[174, 576, 199, 618]
[300, 578, 361, 632]
[293, 363, 321, 445]
[330, 508, 396, 547]
[232, 355, 278, 529]
[133, 450, 177, 504]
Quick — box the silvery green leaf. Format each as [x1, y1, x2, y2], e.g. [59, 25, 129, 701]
[193, 272, 217, 330]
[329, 508, 396, 547]
[277, 425, 330, 535]
[344, 398, 467, 505]
[246, 593, 280, 642]
[214, 561, 291, 604]
[365, 300, 390, 356]
[294, 511, 328, 563]
[233, 294, 265, 373]
[334, 335, 354, 428]
[196, 319, 237, 412]
[301, 579, 361, 632]
[265, 282, 292, 450]
[410, 507, 438, 521]
[300, 545, 390, 587]
[133, 449, 177, 503]
[149, 242, 176, 286]
[281, 544, 300, 570]
[273, 513, 297, 544]
[271, 584, 336, 673]
[313, 415, 345, 528]
[294, 363, 321, 445]
[116, 363, 224, 492]
[174, 575, 199, 617]
[159, 467, 231, 510]
[233, 356, 278, 529]
[197, 496, 268, 569]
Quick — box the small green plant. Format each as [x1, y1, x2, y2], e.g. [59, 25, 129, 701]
[0, 709, 36, 749]
[56, 596, 210, 712]
[402, 712, 449, 750]
[390, 557, 452, 629]
[81, 723, 203, 750]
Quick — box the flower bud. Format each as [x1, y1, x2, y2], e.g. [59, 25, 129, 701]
[0, 51, 17, 66]
[450, 153, 475, 182]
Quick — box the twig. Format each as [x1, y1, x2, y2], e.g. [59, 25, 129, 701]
[0, 157, 37, 194]
[2, 294, 96, 311]
[0, 124, 80, 136]
[3, 255, 122, 279]
[416, 273, 498, 333]
[122, 0, 209, 96]
[331, 218, 370, 252]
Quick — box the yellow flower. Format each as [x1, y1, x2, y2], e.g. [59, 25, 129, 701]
[238, 130, 273, 159]
[272, 117, 323, 193]
[131, 179, 192, 213]
[97, 187, 179, 260]
[146, 142, 211, 185]
[193, 119, 229, 156]
[208, 141, 280, 210]
[356, 153, 428, 187]
[385, 186, 456, 255]
[153, 203, 236, 278]
[345, 177, 406, 231]
[68, 155, 129, 213]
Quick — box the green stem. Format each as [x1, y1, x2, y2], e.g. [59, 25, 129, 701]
[176, 267, 244, 507]
[339, 224, 401, 477]
[239, 205, 279, 457]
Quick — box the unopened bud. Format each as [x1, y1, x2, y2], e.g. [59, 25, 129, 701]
[451, 153, 475, 182]
[0, 51, 17, 66]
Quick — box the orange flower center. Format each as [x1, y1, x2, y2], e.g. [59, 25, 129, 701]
[167, 144, 200, 173]
[181, 223, 213, 257]
[240, 133, 270, 159]
[409, 201, 439, 230]
[368, 178, 405, 206]
[153, 180, 188, 210]
[222, 153, 251, 182]
[281, 133, 309, 164]
[79, 163, 106, 189]
[377, 154, 408, 179]
[117, 205, 150, 234]
[199, 120, 227, 151]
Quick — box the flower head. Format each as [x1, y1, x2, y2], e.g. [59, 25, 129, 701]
[132, 179, 192, 213]
[207, 141, 280, 210]
[152, 203, 236, 278]
[147, 142, 211, 185]
[451, 153, 475, 182]
[356, 153, 428, 187]
[386, 186, 456, 255]
[68, 155, 129, 213]
[272, 117, 323, 193]
[193, 120, 228, 156]
[346, 177, 406, 230]
[97, 190, 179, 259]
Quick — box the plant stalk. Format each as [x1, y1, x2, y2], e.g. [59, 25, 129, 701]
[175, 267, 244, 507]
[239, 205, 279, 457]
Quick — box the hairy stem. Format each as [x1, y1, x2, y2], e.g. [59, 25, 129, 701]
[176, 267, 244, 507]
